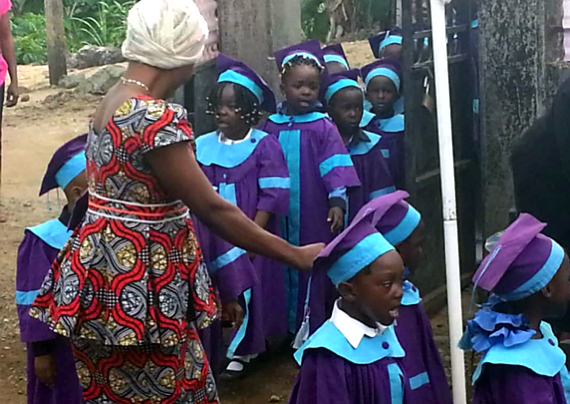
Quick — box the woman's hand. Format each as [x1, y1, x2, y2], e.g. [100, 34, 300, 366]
[6, 81, 19, 107]
[35, 355, 56, 386]
[327, 207, 344, 233]
[222, 300, 244, 329]
[293, 243, 325, 271]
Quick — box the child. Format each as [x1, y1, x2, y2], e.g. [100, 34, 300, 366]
[369, 27, 403, 60]
[460, 213, 570, 404]
[323, 43, 350, 74]
[195, 54, 290, 378]
[289, 198, 411, 404]
[361, 58, 406, 189]
[324, 69, 396, 221]
[260, 39, 360, 340]
[16, 135, 86, 404]
[372, 191, 453, 404]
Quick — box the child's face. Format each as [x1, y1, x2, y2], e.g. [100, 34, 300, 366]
[329, 88, 364, 136]
[216, 84, 250, 139]
[325, 61, 349, 74]
[382, 44, 402, 60]
[65, 171, 88, 211]
[281, 64, 321, 115]
[543, 254, 570, 318]
[349, 250, 404, 325]
[397, 221, 425, 274]
[366, 76, 398, 114]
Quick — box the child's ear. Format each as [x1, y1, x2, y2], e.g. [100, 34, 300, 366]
[279, 82, 286, 96]
[541, 283, 553, 299]
[337, 281, 357, 302]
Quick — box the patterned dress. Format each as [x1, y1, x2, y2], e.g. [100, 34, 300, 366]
[30, 95, 219, 404]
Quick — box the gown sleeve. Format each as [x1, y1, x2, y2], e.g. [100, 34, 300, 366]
[256, 136, 290, 215]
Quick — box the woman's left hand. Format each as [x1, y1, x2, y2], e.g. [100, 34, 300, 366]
[6, 82, 18, 107]
[222, 301, 244, 329]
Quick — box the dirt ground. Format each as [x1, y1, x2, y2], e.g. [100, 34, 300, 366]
[0, 41, 472, 404]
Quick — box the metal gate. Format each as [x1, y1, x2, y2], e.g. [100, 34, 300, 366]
[401, 0, 480, 295]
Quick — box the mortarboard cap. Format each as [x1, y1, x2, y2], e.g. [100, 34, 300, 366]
[322, 69, 362, 105]
[361, 58, 403, 91]
[274, 39, 325, 72]
[369, 27, 403, 59]
[323, 43, 350, 70]
[39, 134, 87, 196]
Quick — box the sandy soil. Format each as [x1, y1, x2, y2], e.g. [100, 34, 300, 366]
[0, 41, 469, 404]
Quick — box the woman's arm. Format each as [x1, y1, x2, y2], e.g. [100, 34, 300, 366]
[0, 13, 18, 107]
[146, 143, 322, 270]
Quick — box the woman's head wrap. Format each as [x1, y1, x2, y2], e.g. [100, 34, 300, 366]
[122, 0, 209, 70]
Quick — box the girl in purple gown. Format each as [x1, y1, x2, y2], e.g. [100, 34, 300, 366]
[360, 58, 406, 189]
[460, 213, 570, 404]
[195, 54, 289, 378]
[260, 40, 360, 342]
[16, 135, 86, 404]
[371, 191, 453, 404]
[290, 194, 413, 404]
[322, 43, 350, 74]
[324, 69, 396, 222]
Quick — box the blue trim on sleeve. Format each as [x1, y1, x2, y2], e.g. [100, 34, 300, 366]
[15, 290, 40, 305]
[218, 70, 264, 104]
[409, 371, 430, 390]
[227, 288, 252, 358]
[55, 151, 86, 190]
[196, 129, 268, 168]
[370, 186, 396, 200]
[26, 219, 73, 250]
[258, 177, 290, 189]
[209, 247, 247, 273]
[387, 362, 405, 404]
[319, 154, 353, 177]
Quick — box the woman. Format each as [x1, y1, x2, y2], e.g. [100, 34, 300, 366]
[29, 1, 322, 403]
[0, 0, 18, 115]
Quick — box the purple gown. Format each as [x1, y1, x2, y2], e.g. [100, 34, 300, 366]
[361, 111, 406, 190]
[346, 130, 395, 222]
[395, 281, 452, 404]
[16, 211, 82, 404]
[194, 129, 289, 363]
[260, 113, 360, 334]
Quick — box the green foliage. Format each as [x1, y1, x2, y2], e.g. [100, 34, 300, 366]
[301, 0, 330, 42]
[11, 13, 47, 64]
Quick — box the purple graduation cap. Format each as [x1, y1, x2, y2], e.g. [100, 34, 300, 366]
[274, 39, 325, 72]
[216, 53, 277, 113]
[314, 196, 396, 286]
[361, 57, 403, 92]
[369, 27, 403, 59]
[473, 213, 566, 301]
[323, 68, 362, 105]
[323, 43, 350, 70]
[39, 134, 87, 196]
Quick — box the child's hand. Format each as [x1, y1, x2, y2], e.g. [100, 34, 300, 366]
[222, 300, 244, 329]
[327, 207, 344, 233]
[35, 354, 56, 386]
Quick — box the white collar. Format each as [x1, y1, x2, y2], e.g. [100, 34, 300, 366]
[218, 128, 253, 145]
[330, 300, 388, 349]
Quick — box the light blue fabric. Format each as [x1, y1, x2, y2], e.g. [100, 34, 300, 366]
[365, 68, 401, 91]
[294, 321, 405, 365]
[258, 177, 290, 189]
[268, 112, 328, 125]
[282, 52, 322, 68]
[387, 362, 405, 404]
[324, 54, 349, 69]
[409, 371, 430, 390]
[382, 149, 391, 158]
[379, 114, 405, 132]
[278, 129, 302, 333]
[500, 240, 565, 301]
[325, 79, 361, 104]
[560, 365, 570, 404]
[401, 280, 422, 306]
[209, 246, 247, 273]
[471, 19, 479, 29]
[227, 288, 252, 358]
[196, 129, 268, 169]
[15, 290, 40, 305]
[380, 36, 403, 50]
[27, 218, 73, 250]
[328, 186, 347, 203]
[55, 151, 86, 190]
[360, 109, 376, 127]
[218, 182, 237, 205]
[394, 97, 405, 115]
[218, 70, 264, 104]
[472, 322, 566, 384]
[328, 233, 394, 286]
[370, 187, 397, 200]
[319, 154, 353, 177]
[348, 131, 381, 156]
[473, 99, 479, 114]
[384, 204, 421, 246]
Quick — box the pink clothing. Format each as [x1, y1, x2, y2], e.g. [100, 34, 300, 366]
[0, 0, 11, 86]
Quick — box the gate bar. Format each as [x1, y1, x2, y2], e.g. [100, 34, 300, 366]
[429, 0, 468, 402]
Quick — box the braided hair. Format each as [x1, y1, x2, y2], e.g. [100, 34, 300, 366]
[206, 82, 262, 126]
[281, 54, 324, 81]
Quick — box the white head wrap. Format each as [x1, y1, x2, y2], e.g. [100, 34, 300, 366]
[122, 0, 209, 70]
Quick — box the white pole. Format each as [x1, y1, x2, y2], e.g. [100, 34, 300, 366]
[428, 0, 467, 403]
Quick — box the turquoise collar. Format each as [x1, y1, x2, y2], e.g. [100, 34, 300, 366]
[379, 114, 405, 132]
[360, 110, 376, 128]
[26, 218, 73, 250]
[348, 131, 381, 156]
[294, 320, 405, 365]
[401, 280, 422, 306]
[268, 112, 327, 125]
[196, 129, 267, 168]
[473, 321, 566, 383]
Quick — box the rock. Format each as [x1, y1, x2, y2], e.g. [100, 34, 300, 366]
[67, 45, 125, 70]
[19, 86, 31, 94]
[58, 73, 86, 89]
[42, 91, 74, 110]
[269, 395, 282, 403]
[75, 65, 126, 95]
[20, 94, 30, 102]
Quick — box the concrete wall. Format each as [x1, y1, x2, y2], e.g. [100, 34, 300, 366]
[480, 0, 564, 236]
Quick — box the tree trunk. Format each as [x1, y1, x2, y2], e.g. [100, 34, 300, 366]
[44, 0, 67, 85]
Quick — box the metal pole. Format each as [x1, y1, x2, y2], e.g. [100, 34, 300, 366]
[428, 0, 467, 402]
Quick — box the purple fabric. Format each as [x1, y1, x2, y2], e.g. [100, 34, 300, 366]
[274, 39, 324, 69]
[195, 134, 289, 356]
[361, 58, 403, 86]
[395, 303, 452, 404]
[472, 364, 567, 404]
[363, 121, 406, 189]
[260, 117, 360, 333]
[198, 321, 224, 377]
[289, 348, 412, 404]
[39, 134, 87, 196]
[347, 140, 395, 221]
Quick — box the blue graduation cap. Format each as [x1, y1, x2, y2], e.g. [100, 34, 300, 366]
[323, 43, 350, 70]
